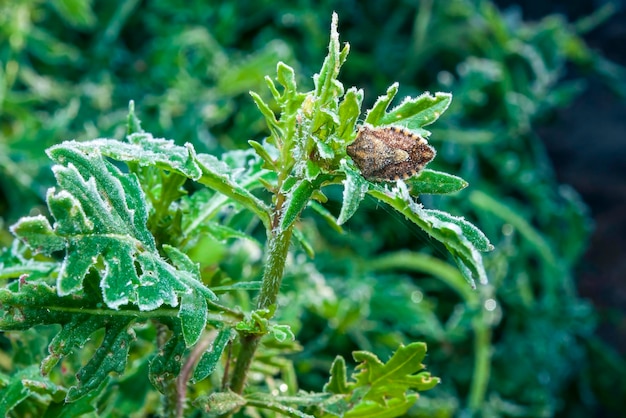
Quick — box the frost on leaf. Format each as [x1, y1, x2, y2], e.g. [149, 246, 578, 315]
[0, 280, 136, 402]
[11, 143, 215, 312]
[366, 181, 492, 288]
[67, 134, 203, 180]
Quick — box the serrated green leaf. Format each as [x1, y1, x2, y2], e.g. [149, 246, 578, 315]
[9, 215, 66, 255]
[180, 150, 273, 237]
[365, 85, 452, 135]
[193, 328, 234, 383]
[0, 281, 73, 334]
[43, 315, 117, 374]
[67, 319, 135, 402]
[365, 83, 399, 127]
[0, 280, 137, 403]
[149, 323, 187, 394]
[321, 342, 438, 417]
[161, 244, 196, 272]
[1, 272, 178, 406]
[337, 159, 369, 225]
[11, 143, 215, 312]
[405, 169, 468, 195]
[179, 291, 208, 347]
[47, 190, 95, 235]
[379, 92, 452, 130]
[368, 182, 491, 287]
[67, 134, 202, 180]
[81, 134, 273, 230]
[324, 356, 350, 395]
[351, 343, 437, 396]
[0, 253, 58, 281]
[337, 87, 363, 141]
[161, 244, 215, 302]
[314, 13, 342, 100]
[344, 395, 419, 418]
[423, 209, 493, 253]
[276, 62, 297, 99]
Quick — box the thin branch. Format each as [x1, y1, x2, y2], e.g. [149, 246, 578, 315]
[175, 330, 219, 418]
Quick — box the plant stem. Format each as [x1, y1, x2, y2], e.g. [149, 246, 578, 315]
[228, 333, 261, 395]
[256, 227, 293, 310]
[228, 226, 293, 395]
[176, 330, 218, 418]
[468, 316, 492, 412]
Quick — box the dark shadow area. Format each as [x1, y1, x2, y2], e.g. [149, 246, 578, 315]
[497, 0, 626, 356]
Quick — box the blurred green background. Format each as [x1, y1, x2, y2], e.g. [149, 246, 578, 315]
[1, 0, 625, 416]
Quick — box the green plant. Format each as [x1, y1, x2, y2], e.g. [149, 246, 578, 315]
[0, 14, 490, 417]
[4, 1, 626, 416]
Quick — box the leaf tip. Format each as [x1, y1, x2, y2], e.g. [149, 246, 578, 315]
[126, 100, 144, 135]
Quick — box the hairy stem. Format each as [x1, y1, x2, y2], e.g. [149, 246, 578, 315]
[228, 333, 261, 395]
[256, 227, 293, 310]
[228, 226, 293, 395]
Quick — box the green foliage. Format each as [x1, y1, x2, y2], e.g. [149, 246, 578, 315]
[1, 1, 624, 418]
[12, 141, 215, 312]
[322, 343, 439, 417]
[0, 11, 492, 418]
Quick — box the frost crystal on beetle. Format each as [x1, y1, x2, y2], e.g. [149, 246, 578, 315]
[346, 124, 436, 181]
